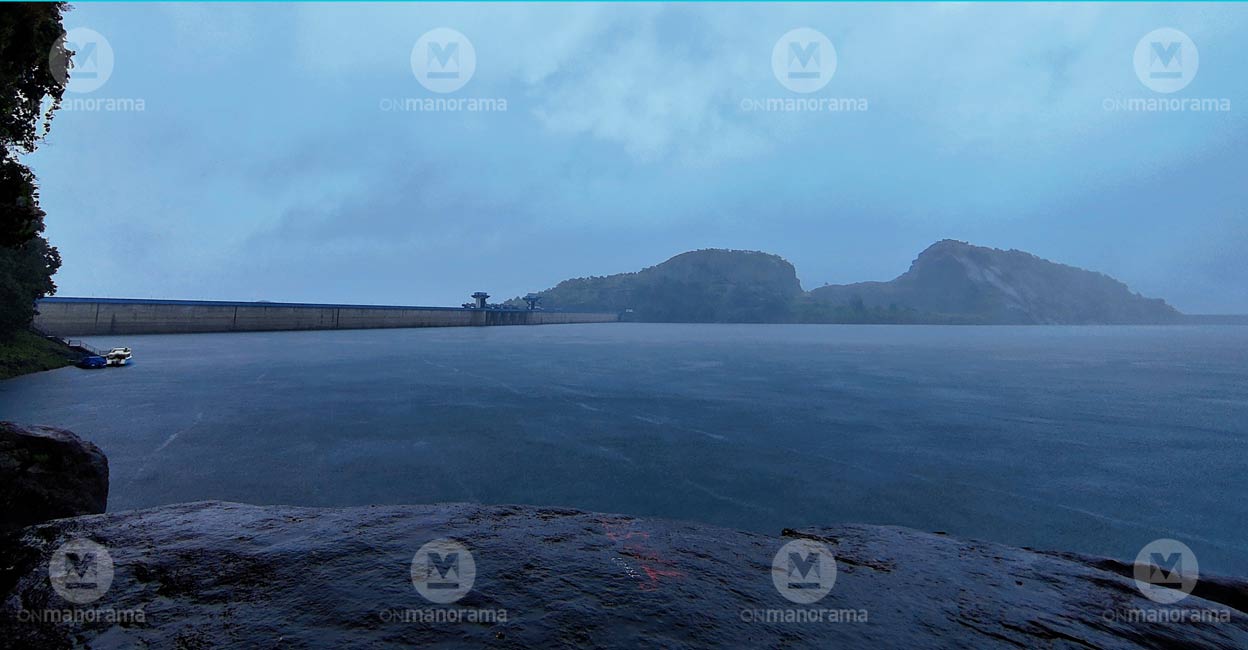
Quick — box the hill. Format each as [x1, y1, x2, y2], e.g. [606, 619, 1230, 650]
[519, 241, 1183, 325]
[511, 249, 803, 323]
[805, 240, 1181, 324]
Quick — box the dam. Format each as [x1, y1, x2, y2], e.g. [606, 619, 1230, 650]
[33, 297, 618, 336]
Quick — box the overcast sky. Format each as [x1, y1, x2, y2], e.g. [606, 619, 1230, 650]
[27, 3, 1248, 312]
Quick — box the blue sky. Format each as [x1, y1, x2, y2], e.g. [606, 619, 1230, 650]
[26, 2, 1248, 312]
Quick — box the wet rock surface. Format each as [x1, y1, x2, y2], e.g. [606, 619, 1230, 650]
[0, 422, 108, 532]
[0, 501, 1244, 649]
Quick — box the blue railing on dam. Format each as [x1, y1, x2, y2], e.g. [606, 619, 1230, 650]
[34, 297, 619, 336]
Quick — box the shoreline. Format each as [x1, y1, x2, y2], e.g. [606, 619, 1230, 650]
[0, 332, 77, 381]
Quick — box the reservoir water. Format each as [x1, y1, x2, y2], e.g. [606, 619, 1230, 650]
[2, 324, 1245, 575]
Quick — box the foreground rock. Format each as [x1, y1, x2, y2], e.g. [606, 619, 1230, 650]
[0, 422, 108, 532]
[0, 501, 1244, 649]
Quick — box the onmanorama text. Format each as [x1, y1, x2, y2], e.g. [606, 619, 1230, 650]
[1103, 97, 1231, 112]
[380, 97, 508, 112]
[61, 97, 146, 112]
[740, 608, 869, 623]
[17, 608, 146, 624]
[740, 97, 869, 112]
[378, 608, 508, 624]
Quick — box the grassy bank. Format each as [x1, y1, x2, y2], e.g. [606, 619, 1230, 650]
[0, 331, 77, 380]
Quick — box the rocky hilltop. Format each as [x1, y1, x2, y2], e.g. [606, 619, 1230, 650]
[510, 249, 803, 323]
[0, 501, 1244, 649]
[520, 241, 1182, 325]
[806, 240, 1181, 324]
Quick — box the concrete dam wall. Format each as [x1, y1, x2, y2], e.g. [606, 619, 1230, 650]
[34, 298, 619, 336]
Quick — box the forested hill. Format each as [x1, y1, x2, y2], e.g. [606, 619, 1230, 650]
[805, 240, 1181, 324]
[509, 249, 803, 323]
[515, 242, 1183, 325]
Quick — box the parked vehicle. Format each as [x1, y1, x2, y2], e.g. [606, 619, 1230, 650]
[77, 355, 107, 369]
[105, 347, 132, 367]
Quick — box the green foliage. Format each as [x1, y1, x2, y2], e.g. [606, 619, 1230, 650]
[0, 330, 73, 379]
[0, 235, 59, 335]
[0, 3, 69, 156]
[0, 154, 47, 247]
[0, 3, 67, 339]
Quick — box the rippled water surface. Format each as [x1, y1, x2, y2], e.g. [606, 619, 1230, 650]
[3, 324, 1245, 574]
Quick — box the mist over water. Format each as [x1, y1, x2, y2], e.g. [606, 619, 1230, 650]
[2, 323, 1244, 574]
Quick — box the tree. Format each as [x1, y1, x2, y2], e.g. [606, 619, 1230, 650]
[0, 156, 47, 246]
[0, 3, 68, 338]
[0, 233, 58, 333]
